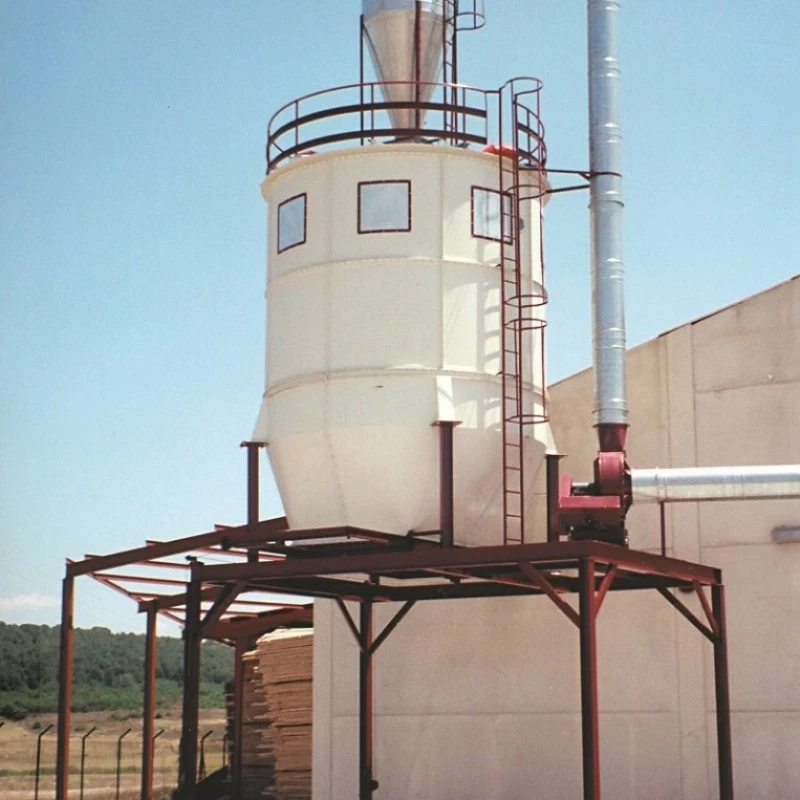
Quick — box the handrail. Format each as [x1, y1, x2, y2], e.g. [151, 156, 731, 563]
[266, 78, 546, 174]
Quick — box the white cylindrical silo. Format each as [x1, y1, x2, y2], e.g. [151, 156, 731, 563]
[252, 143, 552, 545]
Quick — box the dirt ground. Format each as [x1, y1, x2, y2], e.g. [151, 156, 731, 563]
[0, 708, 227, 799]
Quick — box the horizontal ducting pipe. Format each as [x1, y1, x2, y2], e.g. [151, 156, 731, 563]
[631, 465, 800, 504]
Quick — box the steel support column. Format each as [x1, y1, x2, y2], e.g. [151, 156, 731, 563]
[232, 636, 248, 798]
[579, 558, 601, 800]
[243, 441, 264, 563]
[712, 585, 734, 799]
[546, 454, 562, 542]
[359, 599, 376, 800]
[55, 573, 75, 800]
[177, 575, 201, 797]
[436, 421, 459, 548]
[141, 603, 158, 800]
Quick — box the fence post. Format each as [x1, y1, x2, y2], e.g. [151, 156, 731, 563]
[115, 728, 132, 800]
[150, 730, 165, 796]
[199, 729, 214, 781]
[79, 726, 97, 800]
[34, 724, 54, 800]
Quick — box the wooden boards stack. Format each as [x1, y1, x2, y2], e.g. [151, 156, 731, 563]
[257, 629, 313, 800]
[240, 650, 277, 799]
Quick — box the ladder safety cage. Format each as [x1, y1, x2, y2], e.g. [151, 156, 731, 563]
[442, 0, 486, 142]
[495, 80, 549, 545]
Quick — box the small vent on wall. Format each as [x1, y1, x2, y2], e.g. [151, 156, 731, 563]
[772, 526, 800, 543]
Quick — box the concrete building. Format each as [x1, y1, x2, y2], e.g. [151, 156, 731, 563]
[312, 275, 800, 800]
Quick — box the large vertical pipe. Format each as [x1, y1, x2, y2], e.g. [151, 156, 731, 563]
[141, 603, 158, 800]
[712, 585, 734, 799]
[588, 0, 628, 452]
[579, 558, 601, 799]
[55, 573, 75, 800]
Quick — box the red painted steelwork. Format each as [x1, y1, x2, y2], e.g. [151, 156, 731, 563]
[713, 586, 734, 800]
[435, 420, 459, 548]
[558, 450, 631, 545]
[141, 604, 158, 800]
[579, 559, 601, 799]
[597, 422, 628, 453]
[55, 576, 74, 800]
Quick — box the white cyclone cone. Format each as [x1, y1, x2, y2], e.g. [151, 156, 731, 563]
[363, 0, 446, 129]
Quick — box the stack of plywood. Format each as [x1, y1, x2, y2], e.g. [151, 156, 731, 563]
[226, 650, 277, 799]
[257, 629, 313, 800]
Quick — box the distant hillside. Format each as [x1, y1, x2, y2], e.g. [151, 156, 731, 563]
[0, 622, 233, 720]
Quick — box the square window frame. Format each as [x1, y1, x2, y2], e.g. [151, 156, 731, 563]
[471, 185, 514, 244]
[277, 193, 308, 254]
[357, 180, 412, 234]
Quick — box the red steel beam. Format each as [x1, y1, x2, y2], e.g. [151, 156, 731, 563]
[518, 561, 580, 627]
[68, 517, 289, 577]
[91, 572, 188, 587]
[141, 603, 158, 800]
[579, 558, 600, 800]
[244, 442, 264, 563]
[359, 600, 375, 800]
[199, 582, 246, 635]
[138, 585, 225, 613]
[177, 579, 201, 797]
[197, 540, 720, 586]
[55, 574, 75, 800]
[204, 606, 313, 641]
[657, 588, 715, 642]
[145, 542, 255, 558]
[713, 585, 734, 800]
[594, 565, 618, 615]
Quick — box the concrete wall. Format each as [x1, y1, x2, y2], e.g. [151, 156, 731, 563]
[312, 276, 800, 799]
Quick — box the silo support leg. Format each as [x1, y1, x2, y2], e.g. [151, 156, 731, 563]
[579, 558, 601, 800]
[177, 577, 201, 797]
[359, 599, 375, 800]
[56, 573, 75, 800]
[712, 585, 734, 800]
[141, 603, 158, 800]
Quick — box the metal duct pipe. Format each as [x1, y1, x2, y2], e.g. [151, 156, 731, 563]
[588, 0, 628, 450]
[631, 465, 800, 504]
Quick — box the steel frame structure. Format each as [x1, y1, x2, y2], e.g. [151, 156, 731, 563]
[189, 536, 732, 800]
[54, 447, 316, 800]
[55, 433, 733, 800]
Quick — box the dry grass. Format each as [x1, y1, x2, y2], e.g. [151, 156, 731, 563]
[0, 709, 227, 799]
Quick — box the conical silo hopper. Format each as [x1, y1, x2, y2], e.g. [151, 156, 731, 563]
[362, 0, 446, 129]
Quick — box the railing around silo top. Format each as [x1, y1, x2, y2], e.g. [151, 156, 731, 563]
[266, 79, 546, 173]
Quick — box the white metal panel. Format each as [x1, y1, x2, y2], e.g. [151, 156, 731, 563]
[266, 271, 327, 387]
[328, 261, 441, 372]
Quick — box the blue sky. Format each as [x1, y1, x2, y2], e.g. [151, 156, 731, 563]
[1, 1, 798, 634]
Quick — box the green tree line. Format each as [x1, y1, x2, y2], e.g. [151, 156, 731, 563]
[0, 622, 233, 719]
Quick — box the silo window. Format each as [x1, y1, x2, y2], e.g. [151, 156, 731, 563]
[472, 187, 513, 242]
[358, 180, 411, 233]
[277, 193, 307, 253]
